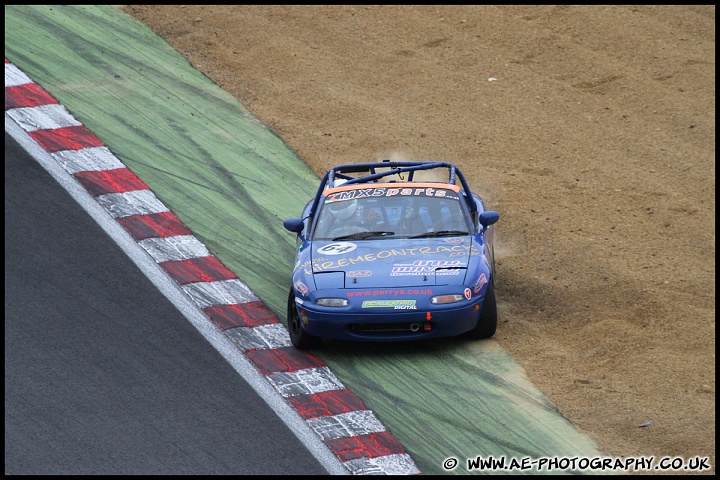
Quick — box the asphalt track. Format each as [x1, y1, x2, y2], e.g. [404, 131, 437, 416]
[5, 5, 602, 475]
[4, 131, 332, 475]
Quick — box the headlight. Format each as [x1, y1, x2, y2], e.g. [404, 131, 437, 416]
[316, 298, 349, 307]
[430, 294, 465, 304]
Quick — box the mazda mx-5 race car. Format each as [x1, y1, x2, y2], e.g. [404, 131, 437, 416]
[283, 160, 500, 348]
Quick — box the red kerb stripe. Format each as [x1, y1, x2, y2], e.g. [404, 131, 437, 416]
[246, 346, 326, 375]
[29, 125, 104, 153]
[5, 83, 58, 110]
[73, 168, 150, 196]
[325, 431, 407, 462]
[203, 302, 278, 329]
[287, 389, 368, 419]
[116, 212, 193, 240]
[159, 256, 238, 285]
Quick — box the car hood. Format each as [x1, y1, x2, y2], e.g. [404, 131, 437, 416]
[311, 237, 475, 288]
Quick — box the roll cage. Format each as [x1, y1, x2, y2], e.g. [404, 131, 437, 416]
[307, 160, 478, 222]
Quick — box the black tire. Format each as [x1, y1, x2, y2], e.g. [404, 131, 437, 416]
[465, 281, 497, 339]
[287, 289, 323, 349]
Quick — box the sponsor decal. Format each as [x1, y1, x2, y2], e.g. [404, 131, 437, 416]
[302, 244, 473, 274]
[346, 270, 372, 278]
[391, 259, 463, 276]
[294, 281, 309, 296]
[362, 299, 418, 310]
[348, 288, 432, 297]
[473, 273, 488, 293]
[327, 187, 459, 201]
[449, 250, 481, 257]
[464, 288, 472, 300]
[317, 241, 357, 255]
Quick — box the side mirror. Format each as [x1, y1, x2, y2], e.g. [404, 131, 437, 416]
[283, 218, 304, 233]
[479, 211, 500, 229]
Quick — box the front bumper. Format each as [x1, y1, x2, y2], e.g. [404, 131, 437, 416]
[294, 297, 486, 342]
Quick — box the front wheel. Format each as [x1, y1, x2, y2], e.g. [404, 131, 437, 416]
[465, 282, 497, 339]
[287, 289, 323, 349]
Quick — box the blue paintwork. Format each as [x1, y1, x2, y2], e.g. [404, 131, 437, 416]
[284, 161, 499, 343]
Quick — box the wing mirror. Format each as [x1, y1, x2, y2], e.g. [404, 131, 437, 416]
[283, 218, 304, 233]
[479, 211, 500, 229]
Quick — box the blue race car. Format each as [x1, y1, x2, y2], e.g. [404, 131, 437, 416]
[283, 160, 500, 348]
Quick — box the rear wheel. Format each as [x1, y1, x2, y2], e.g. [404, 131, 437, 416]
[287, 289, 323, 349]
[465, 282, 497, 339]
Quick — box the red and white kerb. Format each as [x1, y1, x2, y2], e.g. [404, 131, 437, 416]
[5, 57, 421, 475]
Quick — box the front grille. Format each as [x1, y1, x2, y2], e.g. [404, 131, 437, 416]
[348, 322, 432, 333]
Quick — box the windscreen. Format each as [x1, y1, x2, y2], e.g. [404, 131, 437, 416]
[313, 186, 470, 240]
